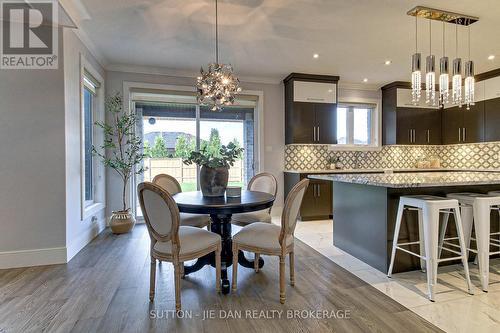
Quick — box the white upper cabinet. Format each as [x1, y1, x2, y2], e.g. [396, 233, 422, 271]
[293, 81, 337, 103]
[396, 88, 439, 109]
[484, 76, 500, 100]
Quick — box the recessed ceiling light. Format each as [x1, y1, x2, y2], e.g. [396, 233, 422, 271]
[313, 53, 319, 59]
[363, 78, 368, 83]
[488, 55, 495, 60]
[384, 60, 392, 65]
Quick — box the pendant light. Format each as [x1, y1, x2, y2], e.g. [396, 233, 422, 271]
[196, 0, 241, 111]
[464, 20, 475, 110]
[425, 19, 436, 106]
[452, 20, 462, 107]
[439, 21, 449, 106]
[411, 16, 422, 104]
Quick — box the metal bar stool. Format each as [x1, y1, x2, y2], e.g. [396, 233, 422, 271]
[439, 192, 500, 292]
[388, 195, 473, 301]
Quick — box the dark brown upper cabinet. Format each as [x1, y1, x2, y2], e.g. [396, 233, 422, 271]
[485, 97, 500, 142]
[284, 73, 339, 144]
[441, 102, 485, 144]
[382, 82, 441, 145]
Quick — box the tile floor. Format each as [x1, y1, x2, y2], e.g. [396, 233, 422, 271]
[287, 219, 500, 333]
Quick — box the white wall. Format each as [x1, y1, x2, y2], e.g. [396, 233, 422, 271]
[104, 71, 285, 214]
[0, 30, 67, 267]
[63, 29, 106, 260]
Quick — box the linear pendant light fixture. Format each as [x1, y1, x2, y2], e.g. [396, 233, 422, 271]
[196, 0, 241, 111]
[407, 6, 478, 108]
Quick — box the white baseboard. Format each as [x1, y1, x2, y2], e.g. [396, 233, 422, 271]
[66, 220, 106, 261]
[0, 247, 67, 269]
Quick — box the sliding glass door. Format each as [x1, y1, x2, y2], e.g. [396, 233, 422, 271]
[134, 98, 256, 218]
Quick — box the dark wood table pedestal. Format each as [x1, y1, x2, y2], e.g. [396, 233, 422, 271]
[173, 191, 274, 294]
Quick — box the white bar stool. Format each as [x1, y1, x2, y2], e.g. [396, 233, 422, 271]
[388, 195, 473, 301]
[440, 192, 500, 292]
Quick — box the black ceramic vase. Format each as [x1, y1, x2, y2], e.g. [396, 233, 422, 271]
[200, 166, 229, 197]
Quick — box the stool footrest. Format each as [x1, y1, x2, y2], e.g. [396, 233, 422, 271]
[395, 246, 425, 260]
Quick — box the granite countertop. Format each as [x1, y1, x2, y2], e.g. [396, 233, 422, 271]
[309, 171, 500, 188]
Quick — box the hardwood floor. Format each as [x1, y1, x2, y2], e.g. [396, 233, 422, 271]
[0, 225, 442, 333]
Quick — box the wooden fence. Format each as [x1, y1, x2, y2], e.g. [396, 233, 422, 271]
[143, 158, 243, 184]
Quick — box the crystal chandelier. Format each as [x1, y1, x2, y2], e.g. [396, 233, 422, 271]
[425, 20, 436, 106]
[452, 22, 462, 106]
[411, 16, 421, 104]
[439, 22, 449, 105]
[407, 6, 478, 109]
[464, 22, 475, 110]
[196, 0, 241, 111]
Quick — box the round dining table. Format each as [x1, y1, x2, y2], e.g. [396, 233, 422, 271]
[173, 190, 275, 294]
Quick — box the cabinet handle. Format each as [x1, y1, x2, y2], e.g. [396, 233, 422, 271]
[313, 126, 316, 142]
[413, 129, 416, 143]
[317, 126, 320, 142]
[427, 130, 430, 143]
[409, 130, 412, 143]
[318, 184, 321, 197]
[459, 128, 462, 142]
[463, 127, 466, 142]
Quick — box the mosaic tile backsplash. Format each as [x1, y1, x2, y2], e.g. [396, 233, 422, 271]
[284, 142, 500, 171]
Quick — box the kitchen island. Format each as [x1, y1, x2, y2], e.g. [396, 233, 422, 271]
[310, 171, 500, 273]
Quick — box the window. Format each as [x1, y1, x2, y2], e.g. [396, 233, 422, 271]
[336, 103, 377, 147]
[83, 76, 96, 204]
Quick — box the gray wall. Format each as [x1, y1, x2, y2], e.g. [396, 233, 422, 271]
[105, 71, 285, 215]
[0, 31, 66, 254]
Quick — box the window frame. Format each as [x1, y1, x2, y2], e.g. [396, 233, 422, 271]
[80, 55, 105, 220]
[330, 98, 381, 151]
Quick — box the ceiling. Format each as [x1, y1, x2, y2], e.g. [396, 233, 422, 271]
[71, 0, 500, 86]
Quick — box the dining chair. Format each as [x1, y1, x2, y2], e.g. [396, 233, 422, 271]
[153, 174, 210, 228]
[231, 172, 278, 226]
[138, 182, 222, 311]
[231, 178, 309, 304]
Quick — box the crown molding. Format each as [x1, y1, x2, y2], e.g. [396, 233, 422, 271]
[338, 82, 381, 91]
[59, 0, 108, 68]
[105, 63, 282, 85]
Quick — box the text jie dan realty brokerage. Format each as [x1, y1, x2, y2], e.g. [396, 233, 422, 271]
[150, 309, 352, 320]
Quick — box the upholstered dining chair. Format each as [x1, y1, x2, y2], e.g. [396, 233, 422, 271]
[138, 182, 222, 311]
[153, 174, 210, 228]
[231, 179, 309, 304]
[231, 172, 278, 226]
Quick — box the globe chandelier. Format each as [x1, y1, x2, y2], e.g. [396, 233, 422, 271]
[196, 0, 241, 111]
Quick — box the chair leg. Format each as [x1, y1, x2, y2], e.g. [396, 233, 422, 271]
[279, 255, 286, 304]
[289, 251, 295, 286]
[474, 201, 491, 292]
[418, 209, 426, 272]
[215, 245, 221, 293]
[388, 201, 404, 277]
[422, 206, 439, 302]
[232, 243, 238, 292]
[438, 210, 449, 260]
[453, 207, 473, 295]
[173, 262, 182, 311]
[149, 257, 156, 301]
[254, 253, 260, 273]
[180, 262, 185, 279]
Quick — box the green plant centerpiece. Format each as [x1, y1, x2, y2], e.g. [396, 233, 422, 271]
[183, 142, 243, 197]
[92, 93, 145, 234]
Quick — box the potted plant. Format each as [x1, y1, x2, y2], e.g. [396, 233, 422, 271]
[183, 142, 243, 197]
[93, 93, 145, 234]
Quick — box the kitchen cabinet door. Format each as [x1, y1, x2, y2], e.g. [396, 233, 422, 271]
[299, 181, 318, 220]
[315, 180, 333, 218]
[484, 97, 500, 142]
[395, 108, 415, 144]
[462, 101, 484, 143]
[415, 108, 442, 145]
[289, 102, 316, 144]
[442, 106, 463, 144]
[314, 103, 337, 144]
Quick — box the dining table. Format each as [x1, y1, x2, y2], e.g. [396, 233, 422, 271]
[173, 190, 275, 294]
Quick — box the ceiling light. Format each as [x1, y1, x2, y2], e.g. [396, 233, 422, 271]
[363, 78, 368, 83]
[384, 60, 392, 65]
[313, 53, 319, 59]
[488, 55, 495, 60]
